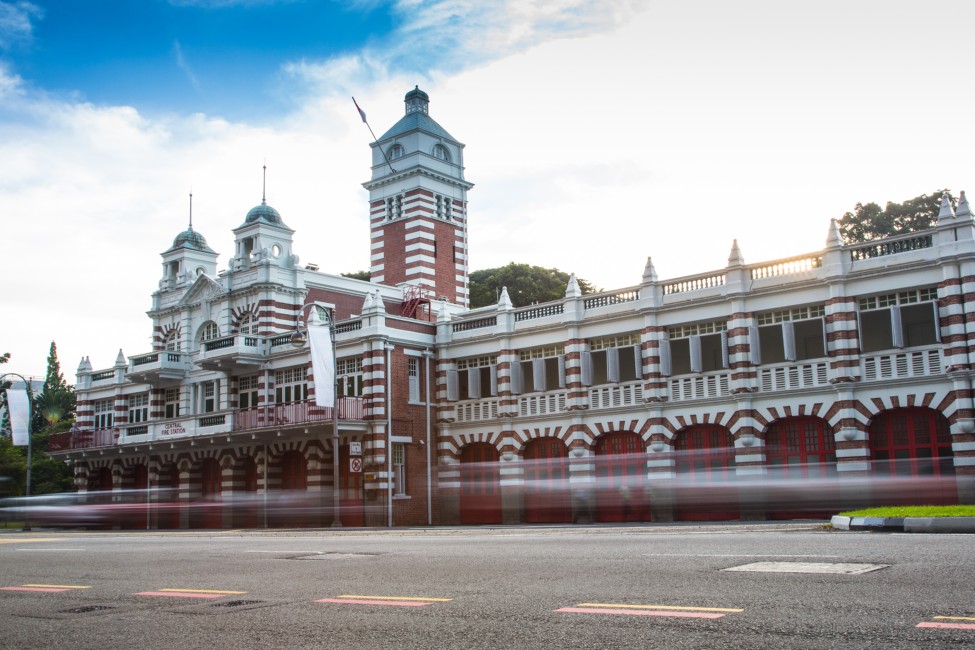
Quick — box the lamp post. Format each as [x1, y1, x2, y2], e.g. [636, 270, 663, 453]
[290, 304, 342, 527]
[1, 372, 34, 532]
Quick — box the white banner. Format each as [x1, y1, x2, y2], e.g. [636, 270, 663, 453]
[308, 323, 335, 408]
[6, 387, 31, 446]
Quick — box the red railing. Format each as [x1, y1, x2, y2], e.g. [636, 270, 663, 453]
[48, 428, 119, 451]
[49, 398, 366, 451]
[233, 397, 365, 430]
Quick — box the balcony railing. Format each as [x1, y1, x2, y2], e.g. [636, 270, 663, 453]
[669, 371, 731, 401]
[48, 397, 366, 451]
[760, 361, 829, 392]
[861, 348, 942, 382]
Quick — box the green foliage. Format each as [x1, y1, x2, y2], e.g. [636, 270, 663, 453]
[31, 342, 75, 434]
[341, 270, 371, 281]
[469, 263, 598, 309]
[838, 189, 954, 244]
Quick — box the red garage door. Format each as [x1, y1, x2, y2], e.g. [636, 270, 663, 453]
[870, 409, 956, 505]
[338, 445, 364, 527]
[765, 417, 837, 519]
[523, 438, 571, 524]
[675, 426, 737, 521]
[460, 443, 502, 525]
[595, 432, 649, 523]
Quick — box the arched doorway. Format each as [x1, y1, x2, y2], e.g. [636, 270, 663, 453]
[88, 467, 112, 491]
[460, 443, 502, 524]
[274, 450, 310, 527]
[675, 426, 737, 521]
[523, 438, 571, 524]
[119, 464, 149, 529]
[338, 445, 364, 527]
[594, 432, 649, 522]
[765, 417, 837, 518]
[192, 458, 222, 529]
[157, 463, 181, 530]
[869, 408, 957, 505]
[233, 456, 260, 529]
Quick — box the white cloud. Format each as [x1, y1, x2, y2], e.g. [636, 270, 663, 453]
[0, 0, 41, 49]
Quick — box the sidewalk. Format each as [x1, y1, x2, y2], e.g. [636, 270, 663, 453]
[831, 515, 975, 533]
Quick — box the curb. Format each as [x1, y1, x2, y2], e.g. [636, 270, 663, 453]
[831, 515, 975, 533]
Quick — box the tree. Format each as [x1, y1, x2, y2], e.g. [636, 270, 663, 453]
[468, 263, 598, 309]
[838, 189, 955, 244]
[31, 342, 75, 434]
[341, 270, 371, 281]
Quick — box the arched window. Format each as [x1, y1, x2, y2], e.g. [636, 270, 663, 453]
[388, 144, 405, 160]
[200, 321, 220, 342]
[238, 313, 259, 335]
[164, 330, 180, 352]
[433, 144, 450, 162]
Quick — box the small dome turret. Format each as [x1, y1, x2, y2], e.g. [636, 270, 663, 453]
[244, 199, 285, 226]
[169, 225, 214, 253]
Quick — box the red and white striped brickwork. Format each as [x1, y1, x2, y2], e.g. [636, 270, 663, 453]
[563, 339, 588, 410]
[825, 295, 860, 382]
[640, 326, 667, 402]
[726, 312, 758, 393]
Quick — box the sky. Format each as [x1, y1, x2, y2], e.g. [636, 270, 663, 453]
[1, 0, 973, 379]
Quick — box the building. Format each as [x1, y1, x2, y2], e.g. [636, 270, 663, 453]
[50, 88, 972, 527]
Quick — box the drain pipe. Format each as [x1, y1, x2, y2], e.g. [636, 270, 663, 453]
[386, 343, 393, 528]
[424, 349, 433, 525]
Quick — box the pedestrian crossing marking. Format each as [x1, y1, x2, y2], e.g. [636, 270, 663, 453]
[576, 603, 742, 613]
[557, 602, 742, 619]
[339, 595, 452, 602]
[157, 588, 247, 595]
[918, 615, 975, 631]
[22, 584, 92, 589]
[317, 594, 452, 608]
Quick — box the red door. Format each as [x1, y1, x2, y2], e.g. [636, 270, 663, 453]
[158, 464, 181, 530]
[870, 409, 956, 505]
[338, 445, 364, 526]
[523, 438, 571, 523]
[234, 457, 259, 529]
[675, 426, 737, 521]
[595, 432, 649, 522]
[765, 417, 836, 518]
[460, 443, 501, 524]
[194, 458, 222, 529]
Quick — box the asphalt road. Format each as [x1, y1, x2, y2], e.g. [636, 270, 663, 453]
[0, 523, 972, 649]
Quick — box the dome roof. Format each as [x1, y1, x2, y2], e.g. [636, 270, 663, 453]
[243, 200, 287, 227]
[168, 226, 215, 253]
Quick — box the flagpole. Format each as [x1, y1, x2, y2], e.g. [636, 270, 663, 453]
[352, 97, 396, 175]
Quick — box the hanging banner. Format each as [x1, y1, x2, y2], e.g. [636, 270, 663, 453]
[308, 322, 335, 408]
[6, 387, 31, 446]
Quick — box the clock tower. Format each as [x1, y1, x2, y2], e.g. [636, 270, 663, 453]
[363, 87, 474, 308]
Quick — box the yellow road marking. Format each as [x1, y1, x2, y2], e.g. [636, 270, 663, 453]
[576, 603, 743, 613]
[22, 584, 91, 589]
[0, 539, 65, 545]
[158, 588, 247, 595]
[338, 595, 452, 602]
[934, 616, 975, 621]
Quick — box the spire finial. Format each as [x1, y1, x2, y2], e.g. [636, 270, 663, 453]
[262, 162, 267, 205]
[188, 191, 193, 231]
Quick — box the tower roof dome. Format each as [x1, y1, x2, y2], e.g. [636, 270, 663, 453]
[167, 226, 215, 253]
[244, 199, 285, 226]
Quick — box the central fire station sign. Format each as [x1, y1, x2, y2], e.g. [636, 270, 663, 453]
[350, 457, 362, 473]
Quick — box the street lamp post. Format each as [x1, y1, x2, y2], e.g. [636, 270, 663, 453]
[290, 304, 342, 527]
[1, 372, 34, 532]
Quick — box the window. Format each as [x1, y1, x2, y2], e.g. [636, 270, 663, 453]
[408, 358, 421, 403]
[665, 321, 727, 375]
[202, 381, 216, 413]
[128, 393, 149, 424]
[337, 358, 364, 397]
[93, 399, 113, 429]
[386, 194, 403, 221]
[275, 367, 307, 404]
[238, 313, 259, 335]
[456, 356, 498, 399]
[393, 443, 407, 495]
[584, 335, 641, 385]
[238, 375, 259, 409]
[757, 305, 826, 363]
[200, 321, 219, 342]
[859, 288, 939, 353]
[164, 330, 180, 352]
[388, 144, 405, 160]
[433, 144, 450, 162]
[164, 388, 180, 419]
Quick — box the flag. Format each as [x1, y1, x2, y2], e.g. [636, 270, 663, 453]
[7, 387, 30, 446]
[308, 322, 335, 408]
[352, 97, 367, 124]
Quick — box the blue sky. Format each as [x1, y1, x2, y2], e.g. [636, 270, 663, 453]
[2, 0, 975, 377]
[4, 1, 396, 119]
